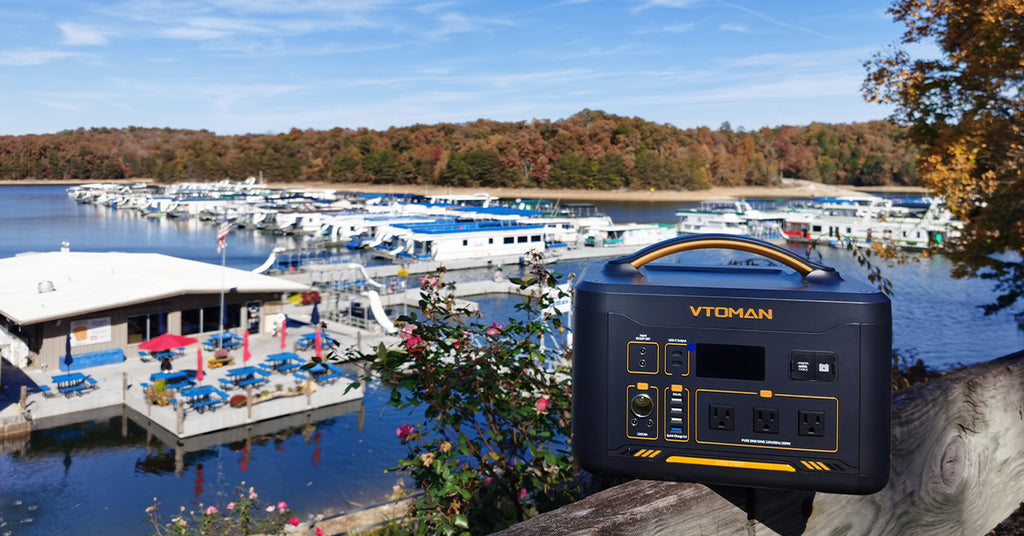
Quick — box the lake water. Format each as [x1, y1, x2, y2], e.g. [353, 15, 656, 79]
[1, 184, 1021, 534]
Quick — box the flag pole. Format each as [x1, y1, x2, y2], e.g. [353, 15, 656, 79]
[219, 241, 226, 349]
[217, 218, 230, 350]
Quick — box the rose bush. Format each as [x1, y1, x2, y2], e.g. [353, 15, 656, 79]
[345, 252, 578, 534]
[146, 484, 296, 536]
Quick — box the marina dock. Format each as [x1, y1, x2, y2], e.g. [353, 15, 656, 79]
[0, 308, 394, 441]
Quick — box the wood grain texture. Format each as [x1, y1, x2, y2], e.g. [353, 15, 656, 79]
[498, 351, 1024, 536]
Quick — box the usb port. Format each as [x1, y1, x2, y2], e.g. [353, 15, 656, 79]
[670, 407, 683, 414]
[669, 427, 683, 434]
[670, 417, 683, 424]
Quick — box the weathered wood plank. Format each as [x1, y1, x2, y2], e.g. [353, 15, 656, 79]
[499, 351, 1024, 536]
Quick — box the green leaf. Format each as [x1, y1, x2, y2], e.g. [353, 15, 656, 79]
[454, 515, 469, 529]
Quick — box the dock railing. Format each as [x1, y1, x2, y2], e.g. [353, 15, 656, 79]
[498, 350, 1024, 536]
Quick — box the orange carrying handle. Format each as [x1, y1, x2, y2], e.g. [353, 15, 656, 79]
[608, 234, 837, 279]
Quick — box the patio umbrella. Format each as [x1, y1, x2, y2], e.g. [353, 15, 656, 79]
[310, 301, 320, 325]
[139, 333, 199, 352]
[243, 330, 252, 362]
[63, 331, 73, 371]
[280, 318, 287, 349]
[196, 347, 204, 382]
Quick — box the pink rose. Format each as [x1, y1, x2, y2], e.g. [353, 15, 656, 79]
[205, 506, 218, 515]
[520, 488, 528, 500]
[486, 321, 504, 338]
[226, 502, 235, 510]
[400, 325, 415, 340]
[289, 517, 300, 527]
[536, 397, 549, 412]
[265, 505, 275, 512]
[316, 528, 324, 536]
[396, 423, 415, 443]
[277, 501, 288, 511]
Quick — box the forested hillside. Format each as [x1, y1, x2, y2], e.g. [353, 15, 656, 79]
[0, 110, 918, 190]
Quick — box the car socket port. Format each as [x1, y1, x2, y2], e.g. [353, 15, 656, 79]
[798, 410, 825, 437]
[709, 404, 735, 431]
[630, 393, 654, 418]
[753, 408, 779, 434]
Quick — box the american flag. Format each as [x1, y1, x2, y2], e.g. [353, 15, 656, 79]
[216, 220, 230, 254]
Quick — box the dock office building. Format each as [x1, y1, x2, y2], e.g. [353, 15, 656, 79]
[0, 251, 310, 374]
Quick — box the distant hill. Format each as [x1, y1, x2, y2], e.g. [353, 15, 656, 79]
[0, 110, 918, 190]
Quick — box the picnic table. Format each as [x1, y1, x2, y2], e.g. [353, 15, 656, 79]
[220, 365, 269, 389]
[149, 370, 193, 390]
[47, 372, 98, 397]
[294, 362, 345, 385]
[263, 352, 306, 373]
[294, 332, 339, 351]
[203, 332, 243, 351]
[138, 347, 185, 362]
[175, 384, 229, 413]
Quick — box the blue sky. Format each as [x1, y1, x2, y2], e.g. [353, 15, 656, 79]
[0, 1, 916, 136]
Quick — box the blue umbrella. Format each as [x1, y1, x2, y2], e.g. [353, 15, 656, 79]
[63, 332, 73, 371]
[310, 301, 320, 325]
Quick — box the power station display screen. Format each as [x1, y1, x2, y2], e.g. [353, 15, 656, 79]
[695, 343, 765, 381]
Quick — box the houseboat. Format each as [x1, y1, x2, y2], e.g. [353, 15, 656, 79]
[373, 220, 547, 262]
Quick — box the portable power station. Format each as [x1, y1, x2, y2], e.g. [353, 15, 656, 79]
[572, 234, 891, 494]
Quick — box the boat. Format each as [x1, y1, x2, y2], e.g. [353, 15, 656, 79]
[373, 220, 548, 262]
[675, 200, 788, 243]
[584, 222, 678, 247]
[783, 196, 962, 249]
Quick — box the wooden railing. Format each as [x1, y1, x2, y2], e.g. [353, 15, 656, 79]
[499, 351, 1024, 536]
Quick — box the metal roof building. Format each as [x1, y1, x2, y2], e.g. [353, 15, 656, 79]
[0, 251, 309, 372]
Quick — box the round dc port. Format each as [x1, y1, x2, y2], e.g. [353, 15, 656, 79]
[630, 393, 654, 418]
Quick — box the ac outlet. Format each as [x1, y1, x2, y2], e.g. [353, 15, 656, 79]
[708, 404, 735, 431]
[798, 410, 825, 437]
[753, 407, 779, 434]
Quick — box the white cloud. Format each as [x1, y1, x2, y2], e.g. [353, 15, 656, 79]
[632, 23, 695, 34]
[0, 49, 78, 66]
[632, 0, 699, 14]
[720, 23, 748, 33]
[58, 23, 109, 46]
[159, 27, 230, 40]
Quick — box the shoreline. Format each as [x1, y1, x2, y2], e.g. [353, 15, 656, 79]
[1, 178, 929, 203]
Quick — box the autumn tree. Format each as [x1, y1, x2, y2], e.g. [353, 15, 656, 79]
[863, 0, 1024, 318]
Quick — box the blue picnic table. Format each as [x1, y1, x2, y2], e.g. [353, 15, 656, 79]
[294, 332, 339, 351]
[48, 372, 98, 397]
[149, 370, 193, 390]
[263, 352, 306, 373]
[293, 362, 345, 384]
[221, 365, 269, 389]
[176, 384, 229, 413]
[203, 332, 243, 350]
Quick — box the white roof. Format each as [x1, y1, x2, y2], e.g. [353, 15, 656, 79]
[0, 252, 310, 326]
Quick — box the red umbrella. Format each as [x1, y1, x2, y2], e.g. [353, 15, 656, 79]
[140, 333, 199, 352]
[196, 347, 204, 381]
[280, 319, 287, 349]
[243, 330, 252, 362]
[314, 328, 322, 359]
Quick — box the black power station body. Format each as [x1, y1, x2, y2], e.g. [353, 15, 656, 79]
[572, 234, 892, 494]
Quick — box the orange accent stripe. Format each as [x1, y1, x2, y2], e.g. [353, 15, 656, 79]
[666, 456, 795, 472]
[635, 449, 648, 457]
